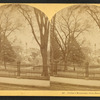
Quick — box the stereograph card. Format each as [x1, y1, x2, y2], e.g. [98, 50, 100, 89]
[0, 1, 99, 97]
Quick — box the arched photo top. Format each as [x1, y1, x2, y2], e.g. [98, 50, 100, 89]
[0, 4, 50, 79]
[50, 5, 100, 75]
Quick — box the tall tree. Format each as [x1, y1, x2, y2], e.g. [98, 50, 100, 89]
[51, 6, 90, 71]
[0, 5, 21, 68]
[0, 36, 16, 69]
[67, 35, 85, 70]
[50, 16, 61, 75]
[86, 6, 100, 29]
[19, 5, 50, 76]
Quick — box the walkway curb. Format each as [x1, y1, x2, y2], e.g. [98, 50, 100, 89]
[0, 77, 50, 87]
[50, 76, 100, 87]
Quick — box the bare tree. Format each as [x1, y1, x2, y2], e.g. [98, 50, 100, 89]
[18, 5, 50, 76]
[0, 6, 21, 69]
[86, 6, 100, 29]
[51, 6, 90, 71]
[50, 15, 62, 75]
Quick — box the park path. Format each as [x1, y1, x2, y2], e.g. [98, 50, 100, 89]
[0, 82, 100, 90]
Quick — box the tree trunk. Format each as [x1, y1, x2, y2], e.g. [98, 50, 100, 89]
[4, 58, 6, 70]
[41, 49, 48, 77]
[0, 37, 1, 53]
[50, 48, 54, 75]
[64, 62, 67, 71]
[54, 61, 57, 75]
[64, 57, 67, 71]
[85, 62, 89, 78]
[17, 62, 21, 77]
[50, 62, 54, 75]
[73, 62, 75, 71]
[0, 37, 1, 61]
[3, 34, 6, 70]
[74, 66, 75, 71]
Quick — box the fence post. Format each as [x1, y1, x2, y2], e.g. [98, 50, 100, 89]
[53, 60, 58, 75]
[50, 62, 54, 75]
[85, 62, 89, 78]
[17, 61, 21, 77]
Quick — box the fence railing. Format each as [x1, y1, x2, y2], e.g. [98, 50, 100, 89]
[0, 64, 49, 80]
[1, 63, 100, 80]
[50, 64, 100, 80]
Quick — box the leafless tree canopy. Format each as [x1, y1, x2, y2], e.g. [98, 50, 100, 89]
[18, 5, 50, 76]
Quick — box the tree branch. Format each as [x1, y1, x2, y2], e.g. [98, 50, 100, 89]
[19, 6, 41, 47]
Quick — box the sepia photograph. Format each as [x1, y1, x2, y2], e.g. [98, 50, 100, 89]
[0, 3, 100, 93]
[0, 4, 50, 90]
[50, 4, 100, 90]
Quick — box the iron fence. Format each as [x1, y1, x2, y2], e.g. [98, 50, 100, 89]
[0, 64, 49, 80]
[51, 64, 100, 80]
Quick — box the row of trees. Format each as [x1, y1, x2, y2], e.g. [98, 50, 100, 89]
[0, 5, 100, 76]
[0, 5, 22, 69]
[0, 5, 50, 76]
[18, 5, 50, 76]
[0, 36, 17, 69]
[50, 6, 90, 74]
[50, 5, 100, 75]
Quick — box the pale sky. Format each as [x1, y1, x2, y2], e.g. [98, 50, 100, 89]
[55, 5, 100, 51]
[1, 4, 100, 52]
[5, 5, 42, 50]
